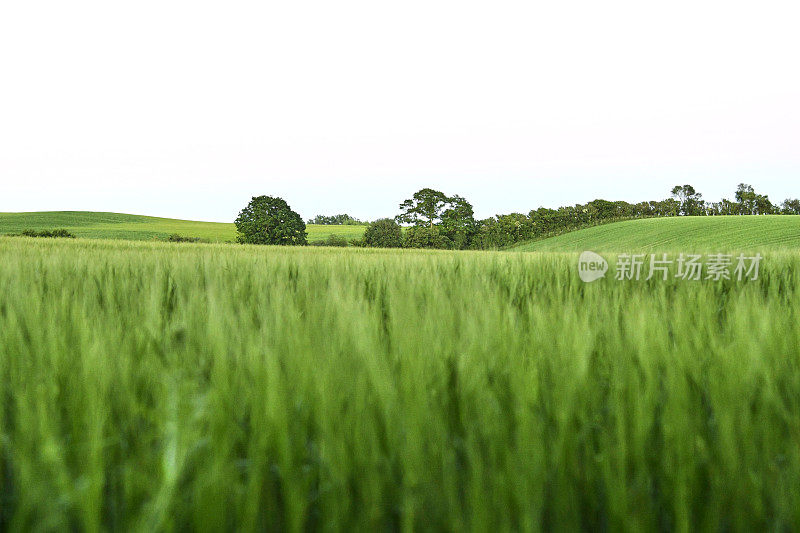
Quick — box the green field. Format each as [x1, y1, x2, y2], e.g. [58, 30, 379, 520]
[512, 215, 800, 252]
[1, 237, 799, 530]
[7, 211, 799, 253]
[0, 211, 366, 243]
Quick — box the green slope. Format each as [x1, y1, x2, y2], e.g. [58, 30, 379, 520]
[511, 215, 800, 252]
[0, 211, 366, 243]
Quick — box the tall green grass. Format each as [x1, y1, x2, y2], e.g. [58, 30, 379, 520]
[0, 238, 799, 531]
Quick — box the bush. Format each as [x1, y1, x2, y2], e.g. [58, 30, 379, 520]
[323, 234, 348, 247]
[307, 214, 367, 225]
[363, 219, 403, 248]
[20, 229, 76, 239]
[403, 225, 452, 249]
[310, 234, 349, 247]
[167, 234, 204, 243]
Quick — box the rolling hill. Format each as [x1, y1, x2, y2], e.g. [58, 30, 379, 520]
[511, 215, 800, 252]
[4, 212, 799, 252]
[0, 211, 366, 243]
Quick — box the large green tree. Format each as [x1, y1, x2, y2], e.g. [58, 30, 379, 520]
[440, 195, 477, 249]
[235, 196, 307, 245]
[735, 183, 774, 215]
[363, 218, 403, 248]
[396, 188, 450, 227]
[755, 194, 775, 215]
[782, 199, 800, 215]
[734, 183, 757, 215]
[396, 189, 478, 249]
[671, 185, 704, 216]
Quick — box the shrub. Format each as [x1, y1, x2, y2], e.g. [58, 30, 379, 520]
[323, 234, 348, 247]
[20, 229, 76, 238]
[167, 234, 204, 243]
[309, 234, 349, 247]
[307, 214, 367, 225]
[363, 218, 403, 248]
[403, 225, 452, 249]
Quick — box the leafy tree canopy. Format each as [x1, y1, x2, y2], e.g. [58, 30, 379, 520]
[671, 185, 704, 216]
[403, 225, 452, 249]
[396, 188, 451, 227]
[735, 183, 774, 215]
[396, 189, 477, 249]
[782, 199, 800, 215]
[363, 218, 403, 248]
[235, 196, 307, 245]
[440, 195, 478, 249]
[307, 214, 366, 225]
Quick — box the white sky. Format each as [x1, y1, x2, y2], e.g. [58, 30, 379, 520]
[1, 0, 798, 222]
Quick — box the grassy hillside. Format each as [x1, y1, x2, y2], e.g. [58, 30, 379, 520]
[1, 238, 799, 529]
[8, 212, 798, 252]
[0, 211, 366, 243]
[512, 215, 800, 252]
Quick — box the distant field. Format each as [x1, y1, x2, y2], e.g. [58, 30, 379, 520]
[512, 215, 800, 252]
[0, 211, 366, 243]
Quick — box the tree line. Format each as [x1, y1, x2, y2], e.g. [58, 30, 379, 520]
[235, 183, 800, 249]
[306, 214, 367, 225]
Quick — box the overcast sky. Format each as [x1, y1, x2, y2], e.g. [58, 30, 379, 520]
[1, 0, 798, 222]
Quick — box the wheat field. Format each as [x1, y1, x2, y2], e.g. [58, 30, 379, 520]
[0, 237, 798, 531]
